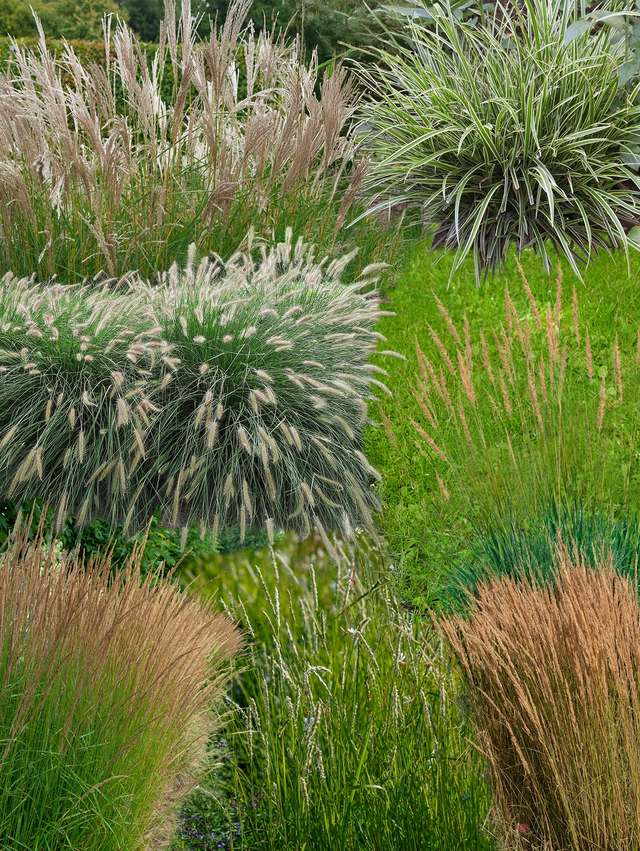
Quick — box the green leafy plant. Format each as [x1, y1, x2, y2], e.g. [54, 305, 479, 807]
[355, 0, 640, 280]
[0, 234, 393, 545]
[0, 519, 241, 850]
[0, 487, 220, 576]
[174, 533, 496, 851]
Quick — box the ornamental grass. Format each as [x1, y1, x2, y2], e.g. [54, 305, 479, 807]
[0, 233, 394, 546]
[0, 0, 375, 283]
[356, 0, 640, 281]
[178, 532, 494, 851]
[0, 519, 241, 850]
[442, 544, 640, 850]
[409, 261, 640, 610]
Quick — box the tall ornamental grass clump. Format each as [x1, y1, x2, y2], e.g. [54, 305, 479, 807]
[0, 234, 393, 544]
[355, 0, 640, 280]
[408, 265, 640, 610]
[175, 533, 495, 851]
[0, 520, 242, 850]
[442, 545, 640, 850]
[0, 0, 383, 283]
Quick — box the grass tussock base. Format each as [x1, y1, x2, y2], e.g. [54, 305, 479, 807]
[442, 544, 640, 851]
[0, 520, 242, 850]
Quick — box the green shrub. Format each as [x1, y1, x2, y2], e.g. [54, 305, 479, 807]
[0, 499, 218, 577]
[0, 520, 241, 849]
[174, 533, 496, 851]
[0, 234, 392, 545]
[355, 0, 640, 281]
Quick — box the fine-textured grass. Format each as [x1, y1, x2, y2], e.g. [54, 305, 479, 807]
[0, 518, 241, 850]
[448, 502, 640, 614]
[365, 243, 640, 606]
[0, 235, 393, 544]
[172, 533, 497, 851]
[442, 545, 640, 851]
[0, 0, 401, 284]
[355, 0, 640, 281]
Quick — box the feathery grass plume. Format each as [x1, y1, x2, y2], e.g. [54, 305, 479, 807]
[0, 0, 397, 285]
[410, 269, 640, 611]
[177, 532, 494, 850]
[0, 518, 241, 849]
[441, 545, 640, 851]
[0, 234, 393, 544]
[355, 0, 640, 282]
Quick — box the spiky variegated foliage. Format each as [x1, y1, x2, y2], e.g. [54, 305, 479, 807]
[0, 235, 392, 546]
[356, 0, 640, 281]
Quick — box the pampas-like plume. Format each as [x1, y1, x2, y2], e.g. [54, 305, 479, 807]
[0, 0, 364, 284]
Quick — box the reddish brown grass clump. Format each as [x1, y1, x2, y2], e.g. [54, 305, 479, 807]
[0, 522, 242, 848]
[442, 546, 640, 851]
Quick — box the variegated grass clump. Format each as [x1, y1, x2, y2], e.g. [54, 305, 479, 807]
[0, 0, 374, 283]
[0, 234, 393, 547]
[355, 0, 640, 281]
[0, 519, 241, 850]
[409, 263, 640, 606]
[442, 544, 640, 850]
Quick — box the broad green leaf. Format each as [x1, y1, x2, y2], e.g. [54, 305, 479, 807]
[380, 5, 434, 18]
[628, 225, 640, 247]
[618, 56, 640, 87]
[564, 18, 592, 44]
[601, 14, 629, 30]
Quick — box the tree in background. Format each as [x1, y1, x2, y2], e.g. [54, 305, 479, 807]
[192, 0, 373, 64]
[0, 0, 33, 36]
[0, 0, 375, 57]
[117, 0, 163, 41]
[0, 0, 127, 38]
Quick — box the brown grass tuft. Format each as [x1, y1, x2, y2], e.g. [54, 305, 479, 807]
[441, 546, 640, 851]
[0, 518, 242, 847]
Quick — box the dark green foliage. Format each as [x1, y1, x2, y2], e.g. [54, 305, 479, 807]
[0, 0, 34, 36]
[0, 0, 126, 38]
[119, 0, 163, 40]
[438, 502, 640, 615]
[216, 523, 282, 553]
[0, 499, 217, 577]
[192, 0, 375, 64]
